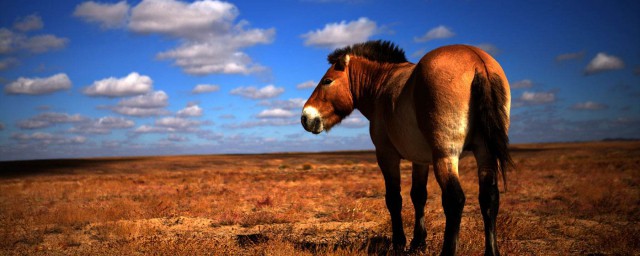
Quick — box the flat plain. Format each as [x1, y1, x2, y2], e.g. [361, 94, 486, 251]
[1, 141, 638, 255]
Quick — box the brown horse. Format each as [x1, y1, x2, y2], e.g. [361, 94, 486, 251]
[301, 40, 513, 255]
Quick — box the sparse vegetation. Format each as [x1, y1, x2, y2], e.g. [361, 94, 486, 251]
[0, 141, 638, 255]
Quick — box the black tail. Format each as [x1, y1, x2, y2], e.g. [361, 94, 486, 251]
[471, 72, 514, 191]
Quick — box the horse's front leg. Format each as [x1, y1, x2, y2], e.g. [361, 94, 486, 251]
[376, 149, 406, 250]
[410, 162, 429, 251]
[433, 156, 465, 256]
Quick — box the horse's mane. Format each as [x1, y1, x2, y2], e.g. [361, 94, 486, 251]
[328, 40, 408, 65]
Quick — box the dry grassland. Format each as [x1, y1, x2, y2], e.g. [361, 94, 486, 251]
[1, 141, 639, 255]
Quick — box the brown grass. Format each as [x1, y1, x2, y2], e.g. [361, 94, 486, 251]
[0, 141, 639, 255]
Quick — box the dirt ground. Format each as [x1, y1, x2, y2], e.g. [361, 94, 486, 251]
[1, 141, 639, 255]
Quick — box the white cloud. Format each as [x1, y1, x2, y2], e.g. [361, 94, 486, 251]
[302, 17, 378, 49]
[166, 134, 189, 142]
[571, 101, 608, 110]
[0, 57, 19, 71]
[192, 84, 220, 94]
[584, 53, 624, 75]
[5, 73, 72, 95]
[155, 117, 201, 129]
[177, 104, 203, 117]
[257, 108, 295, 118]
[69, 116, 135, 134]
[17, 112, 87, 129]
[296, 80, 316, 89]
[20, 34, 68, 53]
[155, 32, 273, 75]
[117, 90, 168, 108]
[111, 106, 169, 117]
[556, 51, 584, 62]
[341, 116, 368, 128]
[13, 14, 43, 32]
[11, 132, 87, 145]
[519, 91, 555, 104]
[0, 24, 68, 54]
[107, 91, 169, 117]
[0, 29, 15, 54]
[74, 1, 130, 29]
[120, 0, 274, 75]
[414, 25, 454, 42]
[230, 84, 284, 99]
[475, 43, 499, 56]
[259, 98, 306, 110]
[512, 79, 533, 89]
[128, 0, 237, 39]
[133, 116, 204, 133]
[223, 119, 298, 129]
[83, 72, 153, 97]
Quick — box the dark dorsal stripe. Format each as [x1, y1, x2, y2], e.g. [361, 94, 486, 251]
[328, 40, 408, 65]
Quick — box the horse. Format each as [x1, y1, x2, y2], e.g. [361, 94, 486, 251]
[301, 40, 513, 255]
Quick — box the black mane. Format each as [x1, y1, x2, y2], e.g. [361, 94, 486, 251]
[328, 40, 408, 65]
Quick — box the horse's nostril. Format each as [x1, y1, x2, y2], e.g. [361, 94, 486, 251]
[301, 115, 307, 124]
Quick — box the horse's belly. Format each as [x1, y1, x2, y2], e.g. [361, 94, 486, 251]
[386, 115, 433, 164]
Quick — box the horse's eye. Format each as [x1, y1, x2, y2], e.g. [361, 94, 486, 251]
[322, 78, 333, 85]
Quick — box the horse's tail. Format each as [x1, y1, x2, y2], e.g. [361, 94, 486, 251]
[471, 72, 514, 191]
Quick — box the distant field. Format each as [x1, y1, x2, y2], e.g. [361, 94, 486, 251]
[1, 141, 639, 255]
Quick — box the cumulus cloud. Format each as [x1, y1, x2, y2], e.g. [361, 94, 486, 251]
[77, 0, 275, 75]
[191, 84, 220, 94]
[83, 72, 153, 97]
[106, 91, 169, 116]
[5, 73, 72, 95]
[256, 108, 295, 118]
[17, 112, 87, 129]
[69, 116, 135, 134]
[223, 119, 298, 129]
[511, 79, 533, 89]
[259, 98, 306, 110]
[21, 35, 68, 53]
[127, 0, 274, 75]
[74, 1, 130, 29]
[177, 104, 203, 117]
[571, 101, 608, 110]
[117, 90, 168, 108]
[519, 91, 555, 105]
[230, 84, 284, 99]
[584, 53, 624, 75]
[414, 25, 454, 42]
[134, 117, 203, 133]
[0, 57, 19, 71]
[475, 43, 500, 56]
[556, 51, 584, 62]
[11, 132, 86, 145]
[166, 134, 189, 142]
[302, 17, 378, 49]
[296, 80, 316, 89]
[13, 14, 44, 32]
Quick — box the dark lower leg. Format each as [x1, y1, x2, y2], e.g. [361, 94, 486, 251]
[410, 163, 428, 250]
[479, 171, 500, 256]
[385, 187, 406, 249]
[441, 178, 465, 256]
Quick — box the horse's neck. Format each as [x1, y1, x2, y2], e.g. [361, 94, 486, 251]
[349, 59, 415, 119]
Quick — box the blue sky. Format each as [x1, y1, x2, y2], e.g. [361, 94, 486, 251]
[0, 0, 639, 161]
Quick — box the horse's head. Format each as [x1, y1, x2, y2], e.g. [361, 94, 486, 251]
[301, 54, 354, 134]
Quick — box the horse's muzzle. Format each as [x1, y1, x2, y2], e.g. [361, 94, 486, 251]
[301, 107, 323, 134]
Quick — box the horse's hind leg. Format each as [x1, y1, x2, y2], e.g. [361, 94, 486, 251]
[433, 156, 465, 256]
[473, 143, 501, 256]
[410, 163, 429, 250]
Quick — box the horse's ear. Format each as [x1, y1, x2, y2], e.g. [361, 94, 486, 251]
[335, 54, 350, 71]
